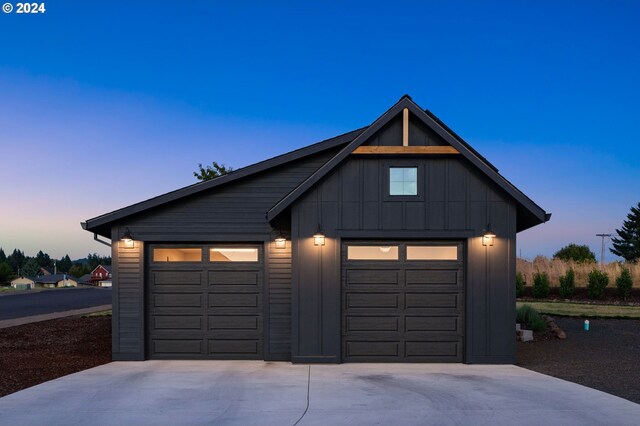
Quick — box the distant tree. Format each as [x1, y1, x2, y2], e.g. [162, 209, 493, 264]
[7, 249, 26, 273]
[68, 263, 90, 279]
[0, 261, 13, 284]
[194, 161, 233, 181]
[21, 258, 40, 277]
[553, 244, 596, 263]
[35, 250, 53, 268]
[0, 248, 6, 263]
[610, 202, 640, 262]
[86, 253, 111, 270]
[58, 255, 72, 273]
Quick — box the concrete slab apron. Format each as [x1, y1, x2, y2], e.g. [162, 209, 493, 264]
[1, 362, 639, 426]
[299, 364, 640, 426]
[0, 361, 309, 426]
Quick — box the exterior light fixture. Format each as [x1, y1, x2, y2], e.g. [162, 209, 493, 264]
[482, 223, 496, 247]
[122, 228, 134, 248]
[275, 231, 286, 249]
[313, 226, 325, 246]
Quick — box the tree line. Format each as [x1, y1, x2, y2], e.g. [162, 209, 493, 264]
[0, 249, 111, 284]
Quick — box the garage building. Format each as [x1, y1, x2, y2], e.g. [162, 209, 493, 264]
[82, 95, 549, 364]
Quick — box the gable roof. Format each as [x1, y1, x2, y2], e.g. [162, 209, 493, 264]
[34, 274, 77, 284]
[91, 264, 112, 274]
[82, 127, 367, 237]
[82, 95, 549, 237]
[267, 95, 550, 231]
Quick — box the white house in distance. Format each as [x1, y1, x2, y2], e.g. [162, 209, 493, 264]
[10, 276, 36, 290]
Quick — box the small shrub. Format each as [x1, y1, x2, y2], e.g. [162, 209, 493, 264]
[516, 272, 525, 298]
[532, 272, 550, 299]
[516, 304, 547, 332]
[587, 269, 609, 299]
[558, 268, 575, 299]
[616, 268, 633, 301]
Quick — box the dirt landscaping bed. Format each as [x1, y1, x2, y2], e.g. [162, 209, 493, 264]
[517, 316, 640, 404]
[0, 315, 111, 398]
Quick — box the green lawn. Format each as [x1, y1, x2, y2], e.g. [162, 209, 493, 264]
[517, 301, 640, 319]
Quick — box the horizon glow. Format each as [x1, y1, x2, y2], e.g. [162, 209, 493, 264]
[0, 1, 638, 261]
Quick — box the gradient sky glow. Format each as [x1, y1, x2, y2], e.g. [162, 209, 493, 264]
[1, 1, 639, 260]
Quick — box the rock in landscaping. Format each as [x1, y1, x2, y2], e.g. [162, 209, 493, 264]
[543, 315, 567, 340]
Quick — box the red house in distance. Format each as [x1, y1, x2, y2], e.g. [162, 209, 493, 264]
[90, 265, 112, 287]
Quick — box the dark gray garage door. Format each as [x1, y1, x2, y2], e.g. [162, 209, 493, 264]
[146, 244, 263, 359]
[342, 241, 464, 362]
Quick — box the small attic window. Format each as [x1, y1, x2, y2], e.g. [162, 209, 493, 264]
[389, 167, 417, 196]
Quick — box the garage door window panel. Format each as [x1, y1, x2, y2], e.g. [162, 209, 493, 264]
[406, 246, 458, 261]
[210, 248, 259, 262]
[347, 246, 399, 260]
[153, 248, 202, 262]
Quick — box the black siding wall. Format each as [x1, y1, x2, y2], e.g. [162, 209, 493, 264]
[111, 225, 145, 360]
[291, 156, 517, 364]
[110, 149, 339, 361]
[265, 240, 292, 360]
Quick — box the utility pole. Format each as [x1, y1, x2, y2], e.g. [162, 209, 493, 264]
[595, 233, 612, 267]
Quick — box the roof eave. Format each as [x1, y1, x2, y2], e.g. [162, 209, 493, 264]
[81, 127, 367, 233]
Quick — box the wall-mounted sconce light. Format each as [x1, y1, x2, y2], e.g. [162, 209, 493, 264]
[122, 228, 134, 248]
[313, 226, 325, 246]
[482, 223, 496, 247]
[275, 231, 286, 249]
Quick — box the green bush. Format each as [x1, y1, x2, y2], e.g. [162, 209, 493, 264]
[558, 268, 575, 299]
[532, 272, 550, 299]
[516, 304, 547, 332]
[587, 269, 609, 299]
[616, 268, 633, 301]
[516, 272, 525, 298]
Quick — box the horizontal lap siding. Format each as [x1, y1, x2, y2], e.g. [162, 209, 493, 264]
[267, 241, 292, 359]
[122, 150, 340, 241]
[111, 148, 340, 361]
[112, 231, 144, 360]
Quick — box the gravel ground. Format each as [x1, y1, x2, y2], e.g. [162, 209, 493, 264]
[517, 317, 640, 404]
[0, 316, 111, 398]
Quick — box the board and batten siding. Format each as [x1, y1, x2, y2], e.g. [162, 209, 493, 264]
[265, 240, 292, 360]
[291, 155, 517, 364]
[111, 226, 145, 360]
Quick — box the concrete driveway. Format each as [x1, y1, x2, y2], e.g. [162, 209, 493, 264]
[1, 362, 638, 426]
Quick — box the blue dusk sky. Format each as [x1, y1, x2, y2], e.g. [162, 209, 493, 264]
[0, 1, 638, 260]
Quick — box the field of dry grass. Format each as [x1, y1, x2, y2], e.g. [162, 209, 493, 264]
[517, 257, 640, 288]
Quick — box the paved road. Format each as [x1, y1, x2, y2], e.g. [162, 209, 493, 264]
[0, 288, 112, 320]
